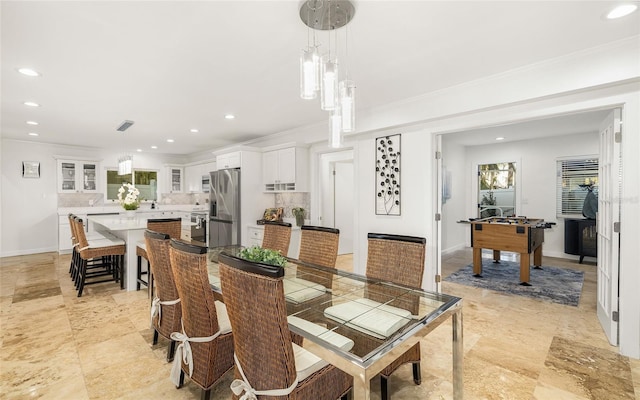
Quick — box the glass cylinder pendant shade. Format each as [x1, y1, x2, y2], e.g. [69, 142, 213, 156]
[118, 155, 132, 175]
[300, 47, 320, 99]
[339, 80, 355, 132]
[321, 57, 338, 110]
[329, 107, 343, 148]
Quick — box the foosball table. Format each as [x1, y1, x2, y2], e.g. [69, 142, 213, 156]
[470, 216, 554, 285]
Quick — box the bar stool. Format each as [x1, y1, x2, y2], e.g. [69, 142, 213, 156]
[73, 217, 126, 297]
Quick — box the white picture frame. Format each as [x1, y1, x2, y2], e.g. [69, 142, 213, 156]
[22, 161, 40, 178]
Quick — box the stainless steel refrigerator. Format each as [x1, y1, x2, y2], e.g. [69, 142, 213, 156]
[209, 168, 241, 248]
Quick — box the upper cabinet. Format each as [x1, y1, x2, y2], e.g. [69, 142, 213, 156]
[166, 166, 184, 193]
[216, 152, 241, 170]
[262, 146, 308, 192]
[57, 160, 99, 193]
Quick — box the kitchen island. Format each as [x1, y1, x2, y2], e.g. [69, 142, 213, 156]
[87, 214, 193, 291]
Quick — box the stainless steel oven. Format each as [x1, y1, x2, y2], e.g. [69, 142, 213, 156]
[190, 212, 208, 245]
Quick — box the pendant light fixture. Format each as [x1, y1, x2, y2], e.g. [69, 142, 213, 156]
[299, 0, 356, 147]
[116, 120, 134, 176]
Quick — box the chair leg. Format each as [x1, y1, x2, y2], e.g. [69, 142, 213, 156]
[77, 258, 87, 297]
[176, 370, 185, 389]
[412, 362, 421, 385]
[120, 255, 125, 289]
[201, 389, 211, 400]
[153, 329, 159, 345]
[137, 256, 142, 290]
[167, 340, 177, 362]
[380, 376, 389, 400]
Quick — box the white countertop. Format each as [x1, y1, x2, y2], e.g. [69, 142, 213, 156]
[58, 204, 208, 216]
[88, 214, 194, 231]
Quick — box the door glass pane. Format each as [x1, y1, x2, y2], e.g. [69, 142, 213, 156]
[478, 162, 516, 218]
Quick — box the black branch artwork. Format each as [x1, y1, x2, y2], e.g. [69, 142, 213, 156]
[376, 134, 401, 215]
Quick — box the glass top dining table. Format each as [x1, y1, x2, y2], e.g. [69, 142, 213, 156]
[207, 246, 463, 400]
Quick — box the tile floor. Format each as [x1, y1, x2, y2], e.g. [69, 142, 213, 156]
[1, 250, 638, 399]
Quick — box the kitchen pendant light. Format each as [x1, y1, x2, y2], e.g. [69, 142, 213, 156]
[299, 0, 356, 147]
[339, 79, 355, 132]
[321, 56, 338, 110]
[329, 107, 342, 148]
[116, 120, 134, 176]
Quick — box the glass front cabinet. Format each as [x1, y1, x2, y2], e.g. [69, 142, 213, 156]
[57, 160, 99, 193]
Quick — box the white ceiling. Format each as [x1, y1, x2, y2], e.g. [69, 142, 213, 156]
[2, 1, 638, 155]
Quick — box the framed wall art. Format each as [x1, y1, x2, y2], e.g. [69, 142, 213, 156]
[22, 161, 40, 178]
[375, 134, 401, 215]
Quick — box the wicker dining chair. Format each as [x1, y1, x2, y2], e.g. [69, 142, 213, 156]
[73, 217, 126, 297]
[261, 221, 292, 256]
[287, 226, 340, 326]
[218, 252, 353, 400]
[136, 218, 182, 295]
[168, 239, 234, 400]
[366, 233, 426, 400]
[144, 230, 182, 362]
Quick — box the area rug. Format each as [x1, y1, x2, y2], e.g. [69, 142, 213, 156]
[444, 259, 584, 306]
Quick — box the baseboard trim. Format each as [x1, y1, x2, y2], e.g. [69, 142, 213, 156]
[442, 243, 466, 256]
[1, 246, 58, 258]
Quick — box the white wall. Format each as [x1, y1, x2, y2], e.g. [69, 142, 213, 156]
[354, 129, 436, 290]
[442, 131, 599, 258]
[0, 140, 186, 256]
[441, 139, 468, 254]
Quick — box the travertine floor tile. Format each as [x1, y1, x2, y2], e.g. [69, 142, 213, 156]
[1, 251, 637, 400]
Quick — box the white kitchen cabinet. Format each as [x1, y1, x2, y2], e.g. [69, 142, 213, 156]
[57, 160, 99, 193]
[166, 166, 184, 193]
[262, 147, 308, 192]
[184, 164, 201, 192]
[216, 152, 241, 170]
[247, 226, 264, 248]
[246, 225, 301, 258]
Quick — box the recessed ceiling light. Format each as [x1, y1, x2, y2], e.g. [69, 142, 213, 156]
[190, 128, 199, 133]
[151, 145, 158, 149]
[28, 132, 39, 136]
[24, 101, 40, 107]
[495, 137, 505, 141]
[224, 114, 235, 120]
[136, 149, 142, 152]
[607, 4, 638, 19]
[167, 139, 174, 143]
[18, 68, 40, 77]
[26, 121, 39, 125]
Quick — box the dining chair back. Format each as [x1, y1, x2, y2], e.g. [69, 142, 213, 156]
[168, 239, 234, 400]
[298, 225, 340, 269]
[366, 232, 426, 400]
[137, 218, 182, 293]
[218, 252, 352, 400]
[144, 229, 182, 362]
[261, 221, 292, 256]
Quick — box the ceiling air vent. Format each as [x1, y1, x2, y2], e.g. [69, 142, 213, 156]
[116, 120, 135, 131]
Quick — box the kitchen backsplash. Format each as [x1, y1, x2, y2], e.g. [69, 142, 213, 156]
[275, 192, 310, 219]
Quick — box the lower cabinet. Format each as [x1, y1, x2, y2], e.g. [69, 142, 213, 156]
[247, 225, 300, 258]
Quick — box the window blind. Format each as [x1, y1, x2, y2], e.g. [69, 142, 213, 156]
[556, 157, 598, 217]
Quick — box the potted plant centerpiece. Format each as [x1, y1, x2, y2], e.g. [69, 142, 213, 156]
[118, 183, 140, 217]
[292, 207, 305, 227]
[238, 246, 287, 267]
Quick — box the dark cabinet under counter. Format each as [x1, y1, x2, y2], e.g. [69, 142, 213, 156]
[564, 218, 597, 263]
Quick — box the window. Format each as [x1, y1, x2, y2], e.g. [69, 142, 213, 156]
[478, 162, 516, 218]
[556, 157, 598, 217]
[106, 169, 158, 201]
